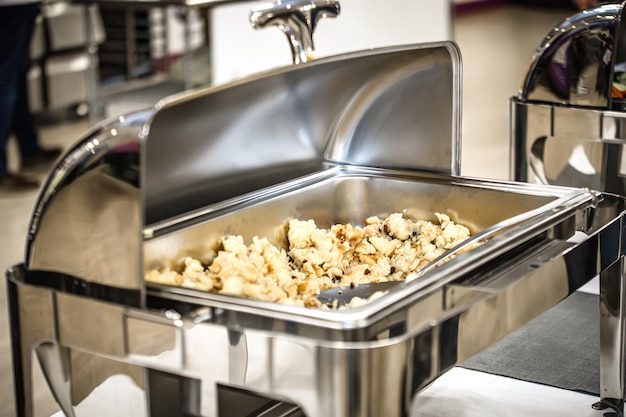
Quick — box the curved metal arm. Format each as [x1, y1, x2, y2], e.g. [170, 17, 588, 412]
[518, 3, 622, 108]
[250, 0, 340, 64]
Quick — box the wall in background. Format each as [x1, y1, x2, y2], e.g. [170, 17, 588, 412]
[210, 0, 452, 85]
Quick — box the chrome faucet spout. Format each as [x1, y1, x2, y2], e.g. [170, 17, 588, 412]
[250, 0, 340, 64]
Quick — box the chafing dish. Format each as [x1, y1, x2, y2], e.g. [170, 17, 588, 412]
[511, 5, 626, 414]
[8, 5, 626, 416]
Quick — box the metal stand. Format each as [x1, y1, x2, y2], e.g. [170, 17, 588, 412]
[596, 245, 626, 417]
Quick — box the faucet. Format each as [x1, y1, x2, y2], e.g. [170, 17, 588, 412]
[250, 0, 340, 64]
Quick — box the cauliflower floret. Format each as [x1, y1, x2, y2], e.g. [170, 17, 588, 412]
[221, 276, 246, 296]
[384, 213, 413, 240]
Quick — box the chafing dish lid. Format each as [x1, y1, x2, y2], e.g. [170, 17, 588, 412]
[518, 2, 626, 108]
[143, 42, 461, 224]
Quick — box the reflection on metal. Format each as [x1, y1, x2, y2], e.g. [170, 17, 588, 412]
[35, 344, 74, 416]
[69, 352, 147, 415]
[250, 0, 340, 64]
[143, 43, 460, 225]
[512, 102, 626, 193]
[512, 2, 626, 193]
[519, 3, 622, 108]
[26, 111, 146, 305]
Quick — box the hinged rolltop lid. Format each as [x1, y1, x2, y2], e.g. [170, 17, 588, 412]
[518, 1, 626, 109]
[25, 41, 462, 307]
[144, 41, 462, 225]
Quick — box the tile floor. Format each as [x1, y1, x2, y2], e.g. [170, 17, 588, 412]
[0, 4, 604, 417]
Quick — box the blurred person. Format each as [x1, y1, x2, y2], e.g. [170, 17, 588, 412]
[572, 0, 599, 10]
[0, 0, 62, 191]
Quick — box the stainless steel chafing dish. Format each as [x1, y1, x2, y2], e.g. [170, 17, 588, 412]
[511, 1, 626, 193]
[8, 7, 626, 416]
[511, 6, 626, 414]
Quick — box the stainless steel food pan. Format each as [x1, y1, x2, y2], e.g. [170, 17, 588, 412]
[144, 166, 599, 339]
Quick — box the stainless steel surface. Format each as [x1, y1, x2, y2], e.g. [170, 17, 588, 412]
[511, 99, 626, 194]
[317, 189, 587, 307]
[519, 2, 621, 108]
[511, 1, 626, 190]
[34, 344, 74, 417]
[144, 42, 461, 225]
[43, 2, 105, 51]
[44, 52, 91, 111]
[11, 36, 626, 417]
[69, 352, 148, 416]
[30, 15, 44, 61]
[599, 254, 626, 411]
[250, 0, 340, 64]
[143, 167, 597, 333]
[26, 110, 148, 305]
[8, 281, 56, 417]
[28, 3, 104, 114]
[317, 281, 401, 307]
[27, 66, 43, 114]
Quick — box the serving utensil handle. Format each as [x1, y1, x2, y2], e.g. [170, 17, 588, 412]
[250, 0, 340, 64]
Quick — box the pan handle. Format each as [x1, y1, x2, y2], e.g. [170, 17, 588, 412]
[249, 0, 340, 64]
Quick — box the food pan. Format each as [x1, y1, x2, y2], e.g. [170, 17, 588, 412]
[144, 165, 598, 339]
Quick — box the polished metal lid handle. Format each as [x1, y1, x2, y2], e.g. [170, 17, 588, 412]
[250, 0, 340, 64]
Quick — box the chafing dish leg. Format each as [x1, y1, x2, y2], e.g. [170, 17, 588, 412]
[7, 268, 60, 417]
[592, 399, 622, 417]
[597, 254, 626, 417]
[7, 277, 33, 417]
[35, 344, 75, 416]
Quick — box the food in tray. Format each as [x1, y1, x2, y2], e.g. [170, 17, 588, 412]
[145, 211, 475, 308]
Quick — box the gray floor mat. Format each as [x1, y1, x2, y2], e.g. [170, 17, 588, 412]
[460, 291, 600, 396]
